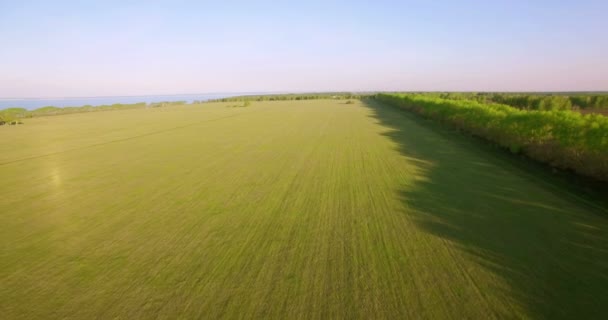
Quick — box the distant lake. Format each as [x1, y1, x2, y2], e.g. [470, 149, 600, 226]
[0, 93, 256, 110]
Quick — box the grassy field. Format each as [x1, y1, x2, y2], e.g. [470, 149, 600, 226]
[1, 99, 608, 319]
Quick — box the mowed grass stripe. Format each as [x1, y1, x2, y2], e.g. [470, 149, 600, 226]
[1, 100, 608, 319]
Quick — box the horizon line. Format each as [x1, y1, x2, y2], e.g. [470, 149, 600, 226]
[1, 90, 608, 100]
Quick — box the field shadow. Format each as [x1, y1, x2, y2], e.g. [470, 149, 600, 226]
[360, 99, 608, 319]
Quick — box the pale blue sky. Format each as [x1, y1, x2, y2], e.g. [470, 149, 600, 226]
[1, 0, 607, 98]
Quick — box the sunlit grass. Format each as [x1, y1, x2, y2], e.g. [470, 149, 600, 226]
[1, 100, 607, 319]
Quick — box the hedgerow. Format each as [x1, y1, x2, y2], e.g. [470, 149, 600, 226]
[377, 94, 608, 181]
[433, 92, 608, 111]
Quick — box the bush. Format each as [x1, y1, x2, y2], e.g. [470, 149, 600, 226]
[377, 93, 608, 181]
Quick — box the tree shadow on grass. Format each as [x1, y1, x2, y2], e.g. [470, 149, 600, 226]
[361, 99, 608, 319]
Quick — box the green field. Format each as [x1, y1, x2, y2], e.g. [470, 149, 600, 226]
[2, 99, 608, 319]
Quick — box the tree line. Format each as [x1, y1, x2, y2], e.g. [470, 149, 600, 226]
[210, 93, 373, 102]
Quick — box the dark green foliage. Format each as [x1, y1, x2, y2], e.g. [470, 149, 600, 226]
[377, 93, 608, 181]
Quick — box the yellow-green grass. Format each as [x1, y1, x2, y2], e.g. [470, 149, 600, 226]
[1, 100, 607, 319]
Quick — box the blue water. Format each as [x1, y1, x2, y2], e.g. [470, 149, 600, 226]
[0, 93, 253, 110]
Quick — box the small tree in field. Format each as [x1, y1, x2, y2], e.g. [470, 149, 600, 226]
[243, 100, 251, 107]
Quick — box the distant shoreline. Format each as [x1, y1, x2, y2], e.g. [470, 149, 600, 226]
[0, 92, 269, 100]
[0, 93, 250, 110]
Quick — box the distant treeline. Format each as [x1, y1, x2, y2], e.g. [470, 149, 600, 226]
[210, 93, 373, 102]
[429, 92, 608, 111]
[377, 93, 608, 182]
[0, 101, 188, 124]
[1, 93, 373, 123]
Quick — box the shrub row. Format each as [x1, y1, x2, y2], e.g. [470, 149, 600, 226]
[433, 92, 608, 111]
[377, 94, 608, 181]
[486, 94, 608, 111]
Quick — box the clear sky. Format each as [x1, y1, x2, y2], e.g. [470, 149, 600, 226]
[1, 0, 607, 98]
